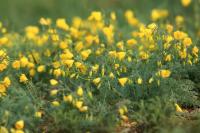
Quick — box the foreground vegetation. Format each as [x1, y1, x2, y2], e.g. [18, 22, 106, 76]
[0, 0, 200, 133]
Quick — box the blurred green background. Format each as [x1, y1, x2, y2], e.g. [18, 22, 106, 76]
[0, 0, 199, 31]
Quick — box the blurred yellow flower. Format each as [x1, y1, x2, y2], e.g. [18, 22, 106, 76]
[37, 65, 46, 73]
[75, 100, 83, 109]
[118, 77, 128, 87]
[20, 57, 29, 68]
[181, 0, 192, 7]
[79, 106, 88, 112]
[0, 126, 8, 133]
[151, 9, 168, 21]
[137, 77, 143, 85]
[175, 15, 184, 26]
[174, 31, 186, 40]
[192, 46, 199, 57]
[77, 86, 83, 96]
[19, 74, 28, 83]
[116, 52, 126, 60]
[63, 94, 73, 102]
[183, 37, 192, 47]
[92, 78, 101, 85]
[56, 18, 69, 31]
[81, 49, 92, 60]
[35, 111, 42, 118]
[175, 103, 183, 112]
[159, 70, 171, 78]
[88, 11, 102, 21]
[50, 89, 58, 96]
[50, 79, 58, 86]
[0, 84, 6, 93]
[52, 101, 60, 106]
[3, 77, 11, 88]
[165, 54, 172, 62]
[148, 77, 154, 84]
[166, 24, 173, 33]
[63, 59, 74, 68]
[25, 26, 39, 39]
[15, 120, 24, 130]
[39, 17, 51, 26]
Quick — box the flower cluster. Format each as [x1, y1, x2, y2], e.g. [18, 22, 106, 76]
[0, 7, 199, 132]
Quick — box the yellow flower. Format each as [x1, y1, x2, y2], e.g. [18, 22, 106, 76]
[72, 17, 82, 28]
[20, 57, 29, 68]
[50, 79, 58, 86]
[88, 91, 93, 99]
[27, 62, 35, 69]
[77, 86, 83, 96]
[92, 78, 101, 85]
[53, 69, 62, 77]
[175, 15, 184, 26]
[75, 42, 84, 52]
[63, 94, 73, 102]
[79, 106, 88, 112]
[56, 18, 69, 31]
[75, 100, 83, 109]
[0, 126, 8, 133]
[165, 54, 172, 62]
[25, 26, 39, 39]
[181, 0, 192, 7]
[148, 77, 154, 84]
[183, 37, 192, 47]
[59, 41, 68, 49]
[12, 60, 21, 69]
[63, 59, 74, 68]
[116, 52, 126, 60]
[192, 46, 199, 57]
[179, 49, 187, 59]
[115, 64, 120, 70]
[52, 101, 60, 106]
[52, 61, 61, 68]
[159, 69, 171, 78]
[88, 11, 102, 21]
[15, 120, 24, 130]
[117, 41, 124, 50]
[50, 89, 58, 96]
[137, 77, 143, 85]
[60, 50, 74, 60]
[35, 111, 42, 118]
[173, 31, 186, 40]
[3, 77, 11, 88]
[39, 17, 51, 26]
[118, 108, 125, 115]
[166, 24, 173, 33]
[108, 51, 117, 58]
[139, 51, 149, 60]
[103, 26, 114, 44]
[147, 23, 157, 30]
[0, 84, 6, 93]
[126, 39, 137, 47]
[109, 72, 115, 79]
[175, 103, 183, 112]
[110, 12, 116, 21]
[14, 130, 24, 133]
[0, 37, 9, 45]
[118, 77, 128, 87]
[37, 65, 45, 73]
[151, 9, 168, 21]
[92, 64, 99, 73]
[29, 69, 36, 77]
[19, 74, 28, 83]
[81, 49, 92, 60]
[121, 115, 129, 122]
